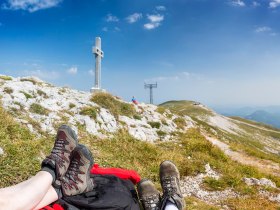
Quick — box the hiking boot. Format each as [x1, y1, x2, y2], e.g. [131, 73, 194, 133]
[41, 125, 78, 184]
[61, 144, 94, 196]
[137, 179, 161, 210]
[159, 160, 186, 210]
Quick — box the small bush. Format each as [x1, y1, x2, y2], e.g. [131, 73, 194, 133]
[20, 91, 33, 100]
[37, 89, 48, 98]
[148, 121, 161, 129]
[29, 103, 49, 115]
[157, 130, 166, 137]
[174, 117, 186, 129]
[0, 76, 12, 81]
[203, 177, 227, 191]
[133, 114, 142, 120]
[20, 78, 37, 85]
[156, 106, 166, 114]
[69, 103, 76, 109]
[91, 92, 136, 118]
[3, 87, 13, 94]
[80, 106, 99, 120]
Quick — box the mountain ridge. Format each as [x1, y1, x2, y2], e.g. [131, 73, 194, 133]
[1, 75, 280, 209]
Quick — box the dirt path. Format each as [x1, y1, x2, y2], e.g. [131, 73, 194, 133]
[203, 134, 280, 176]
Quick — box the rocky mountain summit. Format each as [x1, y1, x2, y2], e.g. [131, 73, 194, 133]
[0, 75, 195, 141]
[1, 75, 280, 209]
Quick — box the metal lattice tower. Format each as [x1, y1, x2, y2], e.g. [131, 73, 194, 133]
[144, 83, 157, 104]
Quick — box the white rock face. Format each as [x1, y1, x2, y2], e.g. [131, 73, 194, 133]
[243, 177, 276, 188]
[181, 164, 238, 204]
[0, 75, 194, 141]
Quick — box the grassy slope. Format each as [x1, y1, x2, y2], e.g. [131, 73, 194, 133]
[160, 101, 280, 167]
[1, 101, 280, 209]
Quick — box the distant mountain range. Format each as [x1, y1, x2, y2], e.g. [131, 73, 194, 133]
[213, 106, 280, 128]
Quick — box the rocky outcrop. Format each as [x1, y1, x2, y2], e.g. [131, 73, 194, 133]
[0, 75, 194, 141]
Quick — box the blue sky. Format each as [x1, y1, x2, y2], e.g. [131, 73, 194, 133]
[1, 0, 280, 107]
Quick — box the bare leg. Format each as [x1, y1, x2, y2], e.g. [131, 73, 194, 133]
[33, 185, 58, 210]
[0, 171, 58, 210]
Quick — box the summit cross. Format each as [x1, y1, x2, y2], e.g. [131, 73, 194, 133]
[91, 37, 104, 92]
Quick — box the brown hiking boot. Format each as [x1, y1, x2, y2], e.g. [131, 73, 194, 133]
[41, 125, 78, 184]
[159, 160, 186, 210]
[61, 144, 94, 196]
[137, 179, 161, 210]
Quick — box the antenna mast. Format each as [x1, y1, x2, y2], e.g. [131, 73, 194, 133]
[144, 83, 157, 104]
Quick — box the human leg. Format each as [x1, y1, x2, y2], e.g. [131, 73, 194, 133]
[0, 124, 78, 210]
[0, 171, 56, 210]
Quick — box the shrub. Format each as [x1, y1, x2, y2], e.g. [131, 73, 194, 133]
[3, 87, 13, 94]
[69, 103, 76, 109]
[20, 78, 37, 85]
[29, 103, 50, 115]
[174, 117, 186, 130]
[37, 89, 48, 98]
[79, 106, 99, 120]
[156, 106, 166, 114]
[0, 76, 12, 81]
[20, 91, 33, 100]
[91, 92, 136, 118]
[133, 114, 142, 120]
[148, 121, 161, 129]
[156, 130, 166, 137]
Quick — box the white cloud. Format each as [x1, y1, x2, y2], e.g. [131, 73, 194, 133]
[2, 0, 62, 12]
[144, 14, 164, 30]
[147, 14, 164, 23]
[255, 26, 272, 33]
[102, 27, 108, 32]
[126, 13, 142, 23]
[231, 0, 246, 7]
[144, 22, 160, 30]
[22, 70, 60, 80]
[67, 66, 78, 75]
[105, 14, 119, 22]
[156, 5, 166, 11]
[252, 1, 260, 7]
[269, 0, 280, 8]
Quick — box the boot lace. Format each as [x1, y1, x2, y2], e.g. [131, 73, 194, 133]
[63, 158, 84, 190]
[162, 176, 178, 196]
[141, 194, 160, 210]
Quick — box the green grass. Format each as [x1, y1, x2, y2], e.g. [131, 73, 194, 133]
[148, 121, 161, 129]
[0, 76, 12, 81]
[79, 106, 99, 120]
[160, 100, 214, 118]
[1, 103, 280, 209]
[29, 103, 50, 115]
[20, 91, 33, 99]
[174, 117, 186, 129]
[0, 106, 52, 187]
[91, 92, 136, 118]
[20, 78, 37, 85]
